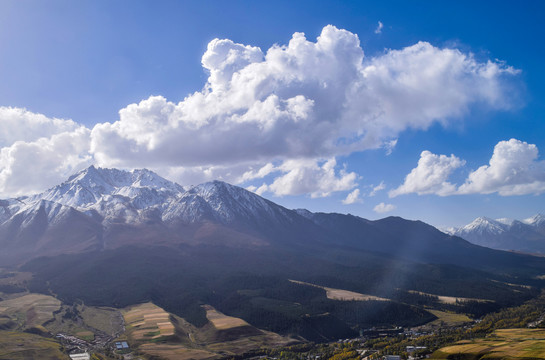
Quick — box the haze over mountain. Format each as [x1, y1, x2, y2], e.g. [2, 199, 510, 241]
[444, 215, 545, 254]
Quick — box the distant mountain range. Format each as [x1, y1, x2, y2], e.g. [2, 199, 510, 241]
[443, 215, 545, 254]
[2, 166, 545, 341]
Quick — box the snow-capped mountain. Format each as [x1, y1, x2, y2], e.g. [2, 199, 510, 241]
[2, 165, 542, 271]
[456, 217, 509, 237]
[449, 214, 545, 253]
[2, 166, 289, 227]
[523, 214, 545, 229]
[0, 166, 310, 264]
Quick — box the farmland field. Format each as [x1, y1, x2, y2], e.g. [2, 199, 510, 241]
[203, 305, 250, 330]
[431, 328, 545, 359]
[123, 302, 175, 340]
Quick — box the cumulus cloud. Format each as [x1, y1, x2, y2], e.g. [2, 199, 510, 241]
[342, 189, 363, 204]
[0, 108, 92, 197]
[458, 139, 545, 195]
[0, 127, 92, 197]
[90, 25, 518, 188]
[390, 139, 545, 197]
[374, 202, 396, 213]
[0, 107, 79, 147]
[389, 151, 465, 197]
[0, 25, 523, 198]
[256, 158, 358, 198]
[375, 21, 384, 34]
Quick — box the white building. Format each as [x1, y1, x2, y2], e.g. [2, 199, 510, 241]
[69, 352, 90, 360]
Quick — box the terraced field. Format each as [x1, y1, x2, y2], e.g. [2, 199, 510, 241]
[431, 328, 545, 359]
[123, 302, 176, 340]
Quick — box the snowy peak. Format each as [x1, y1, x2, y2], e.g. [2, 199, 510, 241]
[6, 167, 297, 229]
[452, 213, 545, 254]
[185, 180, 293, 225]
[523, 214, 545, 227]
[457, 217, 508, 236]
[33, 166, 183, 210]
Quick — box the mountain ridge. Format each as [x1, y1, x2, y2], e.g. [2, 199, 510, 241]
[4, 166, 545, 342]
[445, 214, 545, 254]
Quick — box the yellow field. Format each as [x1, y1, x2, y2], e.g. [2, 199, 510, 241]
[123, 302, 176, 340]
[203, 305, 250, 330]
[431, 328, 545, 359]
[0, 293, 61, 328]
[408, 290, 492, 304]
[290, 280, 389, 301]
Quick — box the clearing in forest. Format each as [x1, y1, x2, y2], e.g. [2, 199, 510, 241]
[289, 280, 389, 301]
[408, 290, 493, 304]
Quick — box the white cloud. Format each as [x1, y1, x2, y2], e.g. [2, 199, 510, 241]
[389, 151, 465, 197]
[390, 139, 545, 197]
[342, 189, 362, 204]
[375, 21, 384, 34]
[374, 202, 396, 213]
[369, 181, 386, 196]
[384, 139, 398, 155]
[90, 25, 518, 188]
[0, 25, 522, 198]
[258, 158, 358, 198]
[458, 139, 545, 195]
[0, 107, 79, 147]
[0, 127, 92, 197]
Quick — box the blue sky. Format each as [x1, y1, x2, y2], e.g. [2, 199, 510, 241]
[0, 0, 543, 227]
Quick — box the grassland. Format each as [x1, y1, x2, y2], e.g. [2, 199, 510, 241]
[289, 280, 389, 301]
[0, 330, 68, 360]
[0, 293, 60, 329]
[431, 328, 545, 359]
[79, 305, 124, 336]
[426, 310, 473, 326]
